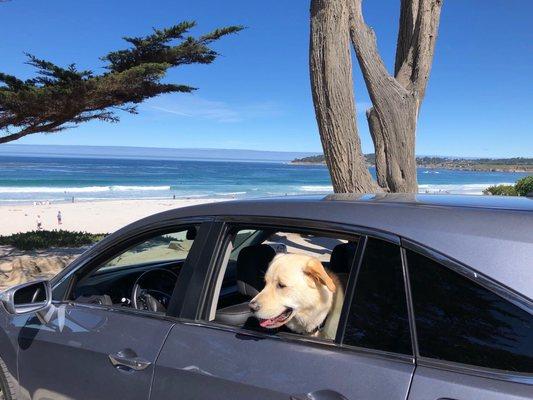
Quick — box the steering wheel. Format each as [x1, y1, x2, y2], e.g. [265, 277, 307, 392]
[131, 268, 178, 312]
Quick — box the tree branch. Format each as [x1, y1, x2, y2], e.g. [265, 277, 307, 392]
[348, 0, 409, 105]
[409, 0, 443, 101]
[394, 0, 442, 101]
[0, 118, 73, 144]
[394, 0, 420, 87]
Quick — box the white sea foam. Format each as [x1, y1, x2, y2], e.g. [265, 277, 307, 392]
[0, 185, 171, 194]
[216, 191, 247, 196]
[299, 185, 334, 192]
[418, 182, 515, 195]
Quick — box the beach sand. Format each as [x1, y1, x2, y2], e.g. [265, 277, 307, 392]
[0, 198, 220, 236]
[0, 198, 221, 289]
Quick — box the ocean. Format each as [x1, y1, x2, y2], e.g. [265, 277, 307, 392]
[0, 155, 529, 204]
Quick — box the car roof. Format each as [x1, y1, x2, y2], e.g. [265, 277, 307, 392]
[132, 194, 533, 301]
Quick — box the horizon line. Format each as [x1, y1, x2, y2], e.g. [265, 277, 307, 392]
[0, 143, 530, 160]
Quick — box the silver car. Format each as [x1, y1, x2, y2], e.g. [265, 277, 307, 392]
[0, 194, 532, 399]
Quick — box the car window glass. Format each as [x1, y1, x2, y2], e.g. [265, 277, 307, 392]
[407, 249, 533, 373]
[101, 227, 196, 270]
[343, 238, 412, 355]
[229, 229, 260, 262]
[208, 227, 358, 341]
[70, 225, 198, 311]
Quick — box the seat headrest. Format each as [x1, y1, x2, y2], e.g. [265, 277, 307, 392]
[236, 244, 276, 297]
[186, 227, 197, 240]
[329, 242, 357, 274]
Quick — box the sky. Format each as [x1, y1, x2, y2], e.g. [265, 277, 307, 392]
[0, 0, 532, 157]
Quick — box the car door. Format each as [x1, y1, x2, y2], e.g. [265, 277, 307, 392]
[150, 221, 416, 400]
[14, 222, 210, 400]
[403, 243, 533, 400]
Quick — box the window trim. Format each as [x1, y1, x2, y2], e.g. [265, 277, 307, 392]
[402, 237, 533, 381]
[338, 236, 415, 356]
[174, 318, 415, 367]
[50, 217, 213, 319]
[416, 357, 533, 385]
[402, 238, 533, 316]
[191, 216, 418, 363]
[335, 236, 367, 344]
[217, 215, 400, 245]
[200, 217, 367, 324]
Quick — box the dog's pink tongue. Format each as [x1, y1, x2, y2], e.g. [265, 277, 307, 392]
[260, 319, 275, 328]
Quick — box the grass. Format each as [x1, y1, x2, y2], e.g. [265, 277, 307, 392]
[0, 230, 107, 250]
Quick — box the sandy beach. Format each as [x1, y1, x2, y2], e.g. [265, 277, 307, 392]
[0, 198, 221, 236]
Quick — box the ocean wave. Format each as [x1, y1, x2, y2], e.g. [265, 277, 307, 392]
[216, 191, 247, 196]
[298, 185, 334, 192]
[0, 185, 171, 194]
[418, 182, 515, 194]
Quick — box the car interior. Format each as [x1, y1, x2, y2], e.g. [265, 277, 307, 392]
[71, 225, 199, 312]
[213, 228, 359, 335]
[69, 224, 359, 340]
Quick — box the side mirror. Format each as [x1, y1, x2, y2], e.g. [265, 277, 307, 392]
[0, 279, 52, 315]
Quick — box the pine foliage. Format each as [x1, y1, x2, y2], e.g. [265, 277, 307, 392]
[0, 22, 243, 143]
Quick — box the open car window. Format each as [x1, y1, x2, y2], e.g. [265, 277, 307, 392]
[207, 226, 358, 341]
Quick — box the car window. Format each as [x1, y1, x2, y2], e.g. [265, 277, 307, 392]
[101, 227, 197, 270]
[343, 238, 412, 355]
[407, 249, 533, 373]
[70, 225, 199, 310]
[207, 226, 358, 341]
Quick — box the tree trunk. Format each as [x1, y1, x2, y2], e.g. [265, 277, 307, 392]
[349, 0, 420, 192]
[309, 0, 378, 193]
[309, 0, 442, 194]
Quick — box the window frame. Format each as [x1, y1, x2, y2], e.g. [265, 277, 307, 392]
[339, 236, 415, 357]
[185, 215, 417, 366]
[402, 238, 533, 383]
[50, 216, 213, 320]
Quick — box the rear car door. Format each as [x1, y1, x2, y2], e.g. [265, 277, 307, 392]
[13, 222, 210, 400]
[150, 220, 416, 400]
[404, 243, 533, 400]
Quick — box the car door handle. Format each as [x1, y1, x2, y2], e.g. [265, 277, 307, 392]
[108, 348, 151, 371]
[291, 389, 349, 400]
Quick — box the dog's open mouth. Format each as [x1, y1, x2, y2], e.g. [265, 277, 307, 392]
[258, 307, 293, 328]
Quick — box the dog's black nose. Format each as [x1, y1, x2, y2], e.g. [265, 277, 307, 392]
[249, 300, 260, 312]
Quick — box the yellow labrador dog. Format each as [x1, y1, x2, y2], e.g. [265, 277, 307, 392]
[249, 253, 344, 340]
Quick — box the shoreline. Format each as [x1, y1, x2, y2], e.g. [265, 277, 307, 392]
[289, 161, 533, 173]
[0, 185, 519, 236]
[0, 198, 223, 236]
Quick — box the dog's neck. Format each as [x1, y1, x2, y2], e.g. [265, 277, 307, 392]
[286, 276, 344, 339]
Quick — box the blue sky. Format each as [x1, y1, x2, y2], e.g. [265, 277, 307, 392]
[1, 0, 532, 157]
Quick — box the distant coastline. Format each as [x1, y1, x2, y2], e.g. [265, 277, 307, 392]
[291, 154, 533, 173]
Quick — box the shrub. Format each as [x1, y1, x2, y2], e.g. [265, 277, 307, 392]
[483, 184, 518, 196]
[0, 230, 107, 250]
[514, 176, 533, 196]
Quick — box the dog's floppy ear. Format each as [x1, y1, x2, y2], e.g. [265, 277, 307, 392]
[304, 258, 336, 292]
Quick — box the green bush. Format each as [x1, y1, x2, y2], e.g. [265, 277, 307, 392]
[515, 176, 533, 196]
[0, 230, 107, 250]
[483, 184, 518, 196]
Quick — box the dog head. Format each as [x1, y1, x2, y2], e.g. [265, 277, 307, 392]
[249, 253, 336, 330]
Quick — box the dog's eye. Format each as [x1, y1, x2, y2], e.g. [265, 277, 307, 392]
[277, 282, 286, 289]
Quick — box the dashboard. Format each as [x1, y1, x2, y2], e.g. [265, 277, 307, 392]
[72, 261, 182, 311]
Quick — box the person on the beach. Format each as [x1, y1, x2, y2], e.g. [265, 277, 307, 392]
[57, 211, 62, 225]
[36, 215, 42, 230]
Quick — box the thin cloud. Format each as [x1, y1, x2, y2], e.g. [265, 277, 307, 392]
[149, 96, 281, 123]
